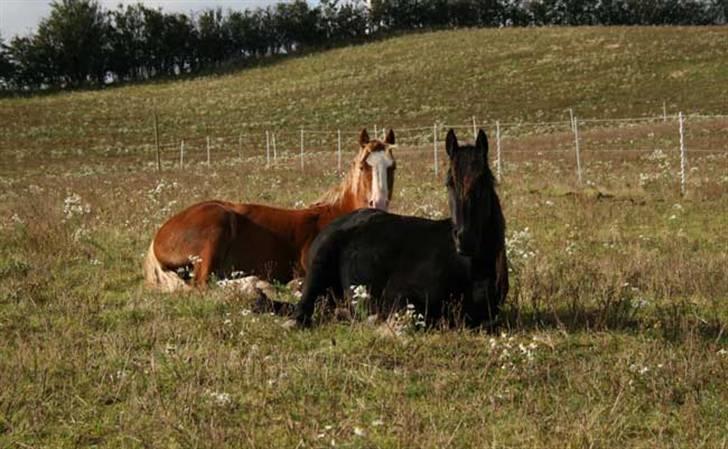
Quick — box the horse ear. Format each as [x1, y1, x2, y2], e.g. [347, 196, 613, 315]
[445, 129, 458, 158]
[385, 129, 395, 145]
[476, 129, 489, 158]
[359, 129, 370, 147]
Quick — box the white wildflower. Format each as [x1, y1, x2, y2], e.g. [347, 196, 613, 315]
[206, 390, 232, 407]
[351, 285, 370, 301]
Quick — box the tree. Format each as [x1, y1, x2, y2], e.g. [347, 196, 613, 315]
[0, 37, 15, 88]
[36, 0, 110, 86]
[197, 8, 227, 66]
[108, 3, 146, 81]
[162, 13, 196, 75]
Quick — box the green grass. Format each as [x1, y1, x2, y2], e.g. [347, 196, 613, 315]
[1, 26, 727, 162]
[1, 26, 727, 448]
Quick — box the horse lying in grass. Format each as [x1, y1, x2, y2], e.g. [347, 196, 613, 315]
[258, 128, 508, 328]
[144, 129, 397, 291]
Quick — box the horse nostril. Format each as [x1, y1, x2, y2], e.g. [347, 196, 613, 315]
[368, 200, 375, 208]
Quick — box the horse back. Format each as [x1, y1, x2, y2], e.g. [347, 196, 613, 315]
[308, 209, 468, 310]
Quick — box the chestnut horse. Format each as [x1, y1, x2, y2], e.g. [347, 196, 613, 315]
[144, 129, 396, 291]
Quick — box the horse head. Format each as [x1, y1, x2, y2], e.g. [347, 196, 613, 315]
[445, 128, 495, 257]
[354, 128, 397, 211]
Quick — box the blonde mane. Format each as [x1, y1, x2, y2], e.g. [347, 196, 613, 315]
[313, 148, 367, 207]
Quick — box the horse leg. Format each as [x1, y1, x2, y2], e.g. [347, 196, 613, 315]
[293, 247, 341, 328]
[192, 243, 217, 289]
[468, 279, 500, 330]
[252, 293, 296, 316]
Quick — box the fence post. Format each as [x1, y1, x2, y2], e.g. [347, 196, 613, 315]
[569, 108, 575, 131]
[374, 124, 378, 140]
[573, 117, 582, 185]
[153, 111, 161, 173]
[663, 102, 667, 122]
[238, 133, 243, 160]
[179, 140, 184, 168]
[679, 112, 686, 196]
[265, 131, 270, 167]
[496, 120, 502, 182]
[206, 136, 211, 167]
[272, 132, 277, 163]
[433, 124, 439, 177]
[472, 116, 477, 139]
[337, 129, 342, 172]
[300, 128, 304, 170]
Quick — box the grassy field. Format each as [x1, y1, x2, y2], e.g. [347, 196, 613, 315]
[1, 27, 727, 448]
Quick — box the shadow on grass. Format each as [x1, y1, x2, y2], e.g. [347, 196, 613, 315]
[499, 302, 726, 344]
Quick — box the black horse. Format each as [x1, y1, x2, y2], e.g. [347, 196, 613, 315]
[260, 129, 508, 328]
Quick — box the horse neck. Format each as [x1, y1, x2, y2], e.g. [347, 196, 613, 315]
[472, 190, 506, 274]
[316, 188, 365, 230]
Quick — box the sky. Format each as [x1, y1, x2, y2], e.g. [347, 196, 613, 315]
[0, 0, 281, 39]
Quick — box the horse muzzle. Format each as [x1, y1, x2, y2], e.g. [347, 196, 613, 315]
[454, 230, 476, 256]
[368, 198, 389, 211]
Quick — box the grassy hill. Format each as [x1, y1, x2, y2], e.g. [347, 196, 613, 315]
[0, 27, 727, 448]
[1, 26, 727, 157]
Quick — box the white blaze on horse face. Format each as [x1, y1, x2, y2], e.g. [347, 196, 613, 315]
[365, 150, 394, 211]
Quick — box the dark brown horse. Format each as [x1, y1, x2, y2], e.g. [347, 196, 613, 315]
[144, 129, 396, 291]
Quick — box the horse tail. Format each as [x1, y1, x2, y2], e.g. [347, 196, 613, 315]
[143, 241, 190, 292]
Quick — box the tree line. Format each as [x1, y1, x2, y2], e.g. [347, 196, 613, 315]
[0, 0, 725, 91]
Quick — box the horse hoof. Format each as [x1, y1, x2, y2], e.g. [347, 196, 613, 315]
[252, 291, 272, 314]
[334, 307, 352, 322]
[286, 277, 304, 292]
[281, 319, 299, 330]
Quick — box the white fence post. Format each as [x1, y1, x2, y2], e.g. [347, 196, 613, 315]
[573, 117, 582, 185]
[272, 132, 277, 163]
[179, 140, 184, 168]
[238, 133, 242, 160]
[679, 112, 686, 196]
[337, 129, 342, 172]
[300, 128, 304, 170]
[472, 116, 477, 139]
[265, 131, 270, 167]
[663, 102, 667, 122]
[433, 123, 439, 177]
[206, 136, 211, 167]
[496, 120, 502, 182]
[569, 108, 575, 131]
[374, 124, 378, 140]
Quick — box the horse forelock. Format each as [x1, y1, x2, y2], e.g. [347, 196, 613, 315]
[314, 140, 396, 208]
[451, 145, 494, 199]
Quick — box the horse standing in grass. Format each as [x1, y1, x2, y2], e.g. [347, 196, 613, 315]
[260, 129, 507, 328]
[144, 129, 397, 291]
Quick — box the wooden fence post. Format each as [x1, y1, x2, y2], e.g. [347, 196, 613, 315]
[337, 129, 342, 172]
[679, 112, 686, 196]
[206, 136, 211, 167]
[265, 131, 270, 167]
[569, 108, 575, 131]
[300, 128, 304, 170]
[153, 111, 161, 173]
[496, 120, 502, 182]
[573, 117, 582, 185]
[272, 132, 277, 163]
[433, 124, 439, 177]
[179, 140, 184, 168]
[238, 133, 243, 160]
